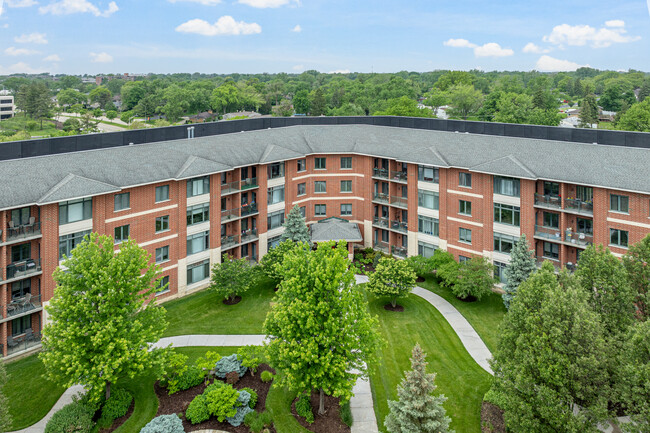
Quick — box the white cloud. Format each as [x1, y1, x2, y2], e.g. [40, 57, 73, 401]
[474, 42, 513, 57]
[43, 54, 61, 61]
[176, 16, 261, 36]
[39, 0, 118, 17]
[543, 22, 640, 48]
[535, 55, 587, 72]
[292, 64, 304, 71]
[6, 0, 38, 6]
[0, 61, 44, 74]
[328, 69, 350, 74]
[5, 46, 39, 55]
[522, 42, 550, 54]
[237, 0, 299, 8]
[90, 51, 113, 63]
[443, 38, 477, 48]
[291, 24, 301, 33]
[15, 32, 48, 44]
[168, 0, 221, 4]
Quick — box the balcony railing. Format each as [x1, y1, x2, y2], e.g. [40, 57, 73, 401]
[5, 221, 42, 242]
[372, 193, 390, 204]
[241, 177, 258, 190]
[374, 241, 390, 254]
[1, 294, 42, 320]
[390, 196, 409, 208]
[221, 180, 240, 195]
[534, 193, 562, 209]
[391, 245, 408, 258]
[221, 208, 241, 222]
[564, 198, 593, 215]
[534, 225, 561, 241]
[390, 220, 408, 233]
[372, 168, 389, 179]
[6, 331, 42, 357]
[241, 228, 259, 243]
[241, 203, 258, 217]
[390, 170, 408, 183]
[5, 258, 42, 281]
[564, 230, 593, 247]
[536, 255, 561, 270]
[373, 217, 389, 228]
[221, 234, 240, 250]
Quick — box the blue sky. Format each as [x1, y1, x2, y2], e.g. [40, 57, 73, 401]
[1, 0, 649, 75]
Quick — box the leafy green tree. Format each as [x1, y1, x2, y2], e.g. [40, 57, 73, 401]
[92, 108, 103, 118]
[134, 94, 161, 120]
[211, 81, 241, 114]
[447, 84, 483, 119]
[374, 96, 433, 117]
[620, 320, 650, 432]
[59, 75, 83, 90]
[367, 257, 416, 308]
[616, 99, 650, 132]
[579, 94, 599, 127]
[158, 85, 190, 123]
[89, 86, 112, 109]
[453, 256, 496, 301]
[62, 118, 81, 133]
[384, 344, 453, 433]
[40, 233, 168, 403]
[260, 239, 300, 284]
[639, 79, 650, 103]
[434, 71, 474, 91]
[309, 88, 327, 116]
[272, 99, 293, 117]
[293, 89, 310, 115]
[263, 241, 383, 414]
[105, 110, 118, 120]
[490, 262, 608, 433]
[209, 254, 257, 303]
[0, 361, 11, 433]
[623, 233, 650, 319]
[57, 89, 86, 107]
[120, 110, 134, 124]
[502, 234, 536, 309]
[281, 205, 310, 243]
[328, 103, 365, 116]
[120, 81, 148, 110]
[493, 92, 533, 124]
[527, 108, 563, 126]
[423, 90, 449, 114]
[79, 113, 99, 132]
[17, 82, 52, 128]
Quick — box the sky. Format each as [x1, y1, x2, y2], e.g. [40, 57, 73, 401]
[0, 0, 649, 75]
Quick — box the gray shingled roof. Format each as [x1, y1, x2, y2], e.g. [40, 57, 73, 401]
[310, 218, 363, 243]
[1, 124, 649, 210]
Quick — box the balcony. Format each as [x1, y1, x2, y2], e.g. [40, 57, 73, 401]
[390, 220, 408, 234]
[372, 168, 389, 179]
[241, 228, 259, 243]
[534, 193, 562, 209]
[389, 170, 408, 183]
[3, 258, 42, 282]
[241, 177, 258, 191]
[391, 245, 408, 258]
[372, 217, 389, 228]
[534, 225, 561, 241]
[4, 221, 42, 244]
[374, 241, 390, 254]
[221, 180, 240, 196]
[372, 193, 390, 205]
[241, 203, 259, 217]
[390, 196, 409, 209]
[4, 331, 42, 358]
[564, 198, 593, 215]
[221, 208, 241, 222]
[1, 294, 42, 322]
[564, 230, 593, 248]
[221, 234, 240, 250]
[535, 255, 561, 271]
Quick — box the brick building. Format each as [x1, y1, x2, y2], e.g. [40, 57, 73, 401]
[1, 118, 649, 359]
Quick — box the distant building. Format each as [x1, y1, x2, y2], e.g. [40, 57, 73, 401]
[95, 73, 148, 86]
[0, 91, 15, 120]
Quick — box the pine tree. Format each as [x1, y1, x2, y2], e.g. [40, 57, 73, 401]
[0, 361, 12, 433]
[281, 205, 310, 243]
[579, 94, 599, 128]
[502, 234, 536, 309]
[384, 344, 453, 433]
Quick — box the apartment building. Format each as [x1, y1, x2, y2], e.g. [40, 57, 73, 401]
[0, 91, 15, 120]
[1, 118, 649, 360]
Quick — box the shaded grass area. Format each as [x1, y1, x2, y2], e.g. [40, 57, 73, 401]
[418, 276, 506, 353]
[265, 380, 312, 433]
[162, 276, 276, 336]
[366, 290, 492, 433]
[4, 354, 66, 430]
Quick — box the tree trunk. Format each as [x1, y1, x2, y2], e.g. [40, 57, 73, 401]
[105, 381, 111, 401]
[391, 297, 397, 308]
[318, 388, 326, 415]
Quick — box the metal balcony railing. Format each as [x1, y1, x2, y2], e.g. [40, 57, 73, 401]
[241, 177, 258, 190]
[241, 203, 258, 217]
[6, 221, 42, 242]
[373, 241, 390, 254]
[390, 196, 409, 208]
[373, 217, 389, 228]
[5, 258, 42, 281]
[221, 234, 240, 250]
[535, 255, 561, 270]
[564, 229, 593, 247]
[372, 193, 390, 204]
[534, 193, 562, 209]
[221, 180, 240, 195]
[1, 294, 42, 320]
[391, 245, 408, 258]
[221, 208, 241, 222]
[6, 332, 42, 356]
[534, 225, 561, 241]
[390, 170, 408, 183]
[390, 220, 408, 233]
[372, 168, 389, 179]
[564, 198, 593, 215]
[241, 228, 259, 243]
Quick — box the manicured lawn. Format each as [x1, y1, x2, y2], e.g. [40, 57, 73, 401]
[366, 290, 492, 433]
[418, 276, 506, 353]
[3, 354, 66, 430]
[266, 380, 311, 433]
[162, 276, 276, 336]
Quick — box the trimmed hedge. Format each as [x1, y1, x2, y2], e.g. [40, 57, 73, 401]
[295, 393, 314, 424]
[260, 370, 274, 383]
[214, 354, 247, 379]
[186, 394, 210, 425]
[44, 402, 95, 433]
[98, 388, 133, 427]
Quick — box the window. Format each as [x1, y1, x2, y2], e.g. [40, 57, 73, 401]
[267, 210, 285, 230]
[459, 200, 472, 216]
[297, 183, 306, 196]
[315, 181, 327, 193]
[381, 230, 389, 242]
[187, 176, 209, 198]
[494, 261, 508, 284]
[59, 230, 91, 259]
[156, 276, 170, 294]
[11, 280, 31, 299]
[59, 198, 92, 225]
[12, 316, 31, 336]
[155, 185, 170, 203]
[610, 194, 629, 213]
[459, 227, 472, 244]
[543, 181, 560, 196]
[543, 212, 559, 229]
[610, 229, 629, 247]
[155, 246, 169, 263]
[268, 162, 285, 179]
[299, 206, 306, 218]
[494, 233, 517, 255]
[315, 204, 326, 216]
[494, 176, 520, 197]
[268, 235, 282, 250]
[297, 159, 306, 172]
[576, 186, 593, 203]
[418, 166, 439, 183]
[459, 172, 472, 188]
[267, 185, 285, 204]
[187, 231, 209, 255]
[459, 255, 470, 263]
[315, 157, 326, 170]
[114, 225, 130, 244]
[418, 190, 439, 210]
[114, 192, 130, 211]
[156, 215, 169, 233]
[418, 242, 436, 258]
[10, 207, 30, 226]
[577, 218, 593, 234]
[341, 204, 352, 216]
[418, 216, 439, 237]
[341, 180, 352, 192]
[340, 157, 352, 169]
[494, 203, 520, 226]
[187, 259, 210, 284]
[11, 244, 30, 263]
[543, 241, 559, 259]
[186, 203, 209, 226]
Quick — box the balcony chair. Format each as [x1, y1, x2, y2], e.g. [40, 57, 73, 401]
[6, 335, 18, 349]
[24, 328, 34, 341]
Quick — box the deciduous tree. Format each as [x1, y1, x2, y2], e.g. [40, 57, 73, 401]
[209, 254, 257, 303]
[367, 257, 416, 308]
[453, 256, 496, 301]
[447, 84, 483, 119]
[623, 233, 650, 319]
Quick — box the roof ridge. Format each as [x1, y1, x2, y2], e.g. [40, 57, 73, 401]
[259, 144, 275, 164]
[38, 173, 119, 204]
[429, 146, 449, 167]
[506, 154, 536, 178]
[175, 155, 198, 179]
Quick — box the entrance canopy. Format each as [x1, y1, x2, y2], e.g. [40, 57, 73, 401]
[310, 217, 363, 243]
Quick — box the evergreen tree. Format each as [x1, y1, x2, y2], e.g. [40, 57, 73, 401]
[579, 94, 599, 127]
[384, 343, 453, 433]
[639, 79, 650, 103]
[502, 234, 536, 309]
[281, 205, 310, 243]
[0, 361, 11, 433]
[309, 88, 326, 116]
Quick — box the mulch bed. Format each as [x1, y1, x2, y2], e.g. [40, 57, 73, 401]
[223, 296, 243, 305]
[481, 401, 506, 433]
[457, 295, 478, 302]
[155, 364, 276, 433]
[98, 400, 134, 433]
[416, 276, 426, 283]
[383, 304, 404, 312]
[291, 391, 350, 433]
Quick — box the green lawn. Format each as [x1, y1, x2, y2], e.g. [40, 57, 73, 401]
[366, 290, 492, 433]
[3, 354, 66, 430]
[418, 276, 506, 353]
[162, 276, 276, 336]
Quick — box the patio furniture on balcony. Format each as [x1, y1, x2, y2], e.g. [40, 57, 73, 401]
[373, 241, 390, 254]
[534, 193, 562, 209]
[372, 217, 389, 228]
[534, 225, 561, 240]
[6, 258, 42, 280]
[372, 168, 389, 179]
[391, 245, 408, 258]
[6, 332, 42, 356]
[221, 235, 240, 250]
[564, 198, 593, 215]
[241, 203, 258, 217]
[6, 335, 18, 350]
[390, 170, 408, 183]
[564, 229, 593, 247]
[5, 220, 42, 242]
[241, 228, 258, 243]
[5, 293, 41, 318]
[372, 193, 390, 204]
[390, 220, 408, 233]
[241, 177, 258, 190]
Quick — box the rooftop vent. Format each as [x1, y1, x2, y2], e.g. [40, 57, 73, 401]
[187, 126, 195, 139]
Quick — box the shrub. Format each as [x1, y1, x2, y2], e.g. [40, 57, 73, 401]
[437, 260, 460, 288]
[159, 351, 203, 394]
[226, 389, 253, 426]
[204, 382, 240, 422]
[98, 388, 133, 427]
[239, 345, 263, 376]
[226, 371, 240, 384]
[453, 256, 497, 301]
[260, 411, 273, 426]
[186, 394, 210, 425]
[340, 400, 353, 427]
[139, 414, 184, 433]
[25, 121, 38, 131]
[295, 393, 314, 424]
[367, 256, 417, 308]
[245, 411, 272, 433]
[406, 255, 434, 277]
[45, 402, 95, 433]
[430, 249, 456, 271]
[177, 365, 205, 391]
[372, 252, 382, 269]
[241, 387, 258, 408]
[214, 353, 247, 379]
[195, 351, 222, 375]
[260, 370, 274, 383]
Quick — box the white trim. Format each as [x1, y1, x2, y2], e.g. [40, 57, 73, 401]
[417, 207, 439, 219]
[267, 177, 285, 188]
[417, 181, 439, 192]
[448, 216, 484, 228]
[105, 204, 178, 224]
[139, 233, 178, 248]
[187, 221, 210, 236]
[607, 217, 650, 230]
[293, 173, 365, 181]
[493, 222, 521, 237]
[187, 194, 210, 207]
[447, 189, 484, 199]
[493, 194, 521, 207]
[292, 196, 365, 205]
[58, 219, 93, 236]
[447, 243, 483, 256]
[161, 263, 179, 272]
[267, 201, 286, 214]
